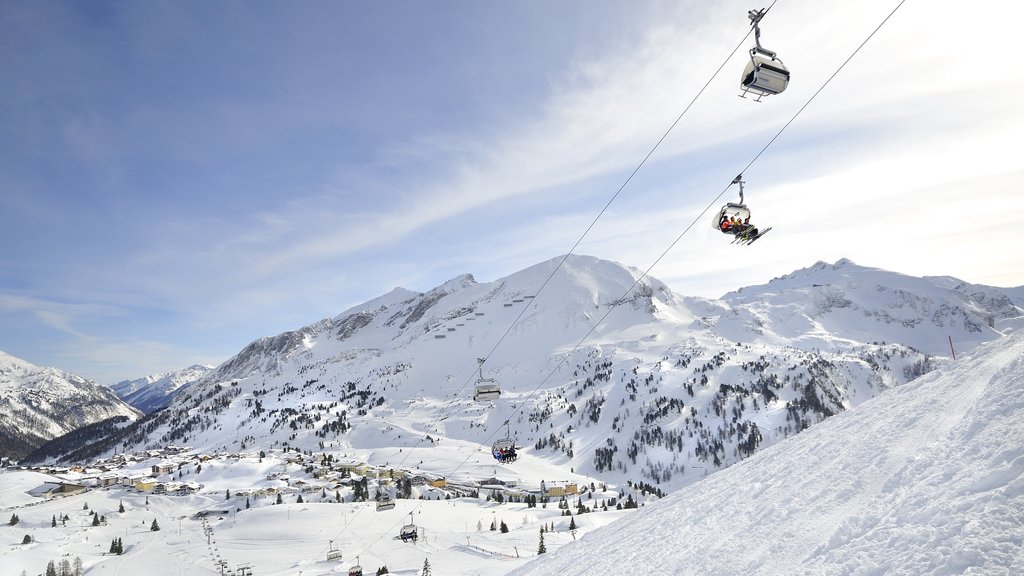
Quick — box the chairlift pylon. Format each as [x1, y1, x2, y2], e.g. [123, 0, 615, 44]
[740, 8, 790, 100]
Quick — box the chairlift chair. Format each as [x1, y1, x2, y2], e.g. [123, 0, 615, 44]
[348, 563, 363, 576]
[400, 524, 418, 542]
[714, 174, 752, 233]
[740, 8, 790, 100]
[491, 421, 518, 463]
[375, 496, 396, 511]
[473, 358, 501, 401]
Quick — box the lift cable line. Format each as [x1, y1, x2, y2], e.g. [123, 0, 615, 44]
[326, 0, 907, 564]
[310, 12, 768, 563]
[490, 0, 911, 434]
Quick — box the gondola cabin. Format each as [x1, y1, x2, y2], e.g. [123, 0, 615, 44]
[741, 56, 790, 99]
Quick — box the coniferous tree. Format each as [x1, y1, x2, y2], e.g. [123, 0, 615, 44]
[150, 518, 160, 531]
[245, 497, 251, 509]
[73, 556, 84, 576]
[92, 512, 100, 526]
[22, 534, 31, 544]
[59, 558, 72, 576]
[376, 566, 389, 575]
[225, 489, 231, 500]
[421, 558, 431, 576]
[116, 537, 124, 555]
[499, 520, 509, 533]
[489, 519, 496, 531]
[296, 494, 304, 503]
[45, 560, 57, 576]
[110, 538, 119, 554]
[569, 517, 577, 530]
[52, 514, 57, 527]
[118, 500, 125, 513]
[9, 512, 19, 525]
[537, 528, 547, 555]
[276, 493, 283, 505]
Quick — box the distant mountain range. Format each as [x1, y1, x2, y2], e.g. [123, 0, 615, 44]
[111, 364, 213, 414]
[0, 351, 141, 460]
[13, 256, 1022, 498]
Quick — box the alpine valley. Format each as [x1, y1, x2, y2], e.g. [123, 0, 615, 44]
[3, 255, 1022, 576]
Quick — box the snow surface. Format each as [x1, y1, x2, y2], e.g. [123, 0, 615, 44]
[5, 326, 1021, 575]
[508, 330, 1024, 575]
[4, 256, 1022, 575]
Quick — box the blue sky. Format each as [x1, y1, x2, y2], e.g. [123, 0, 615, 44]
[2, 0, 1022, 384]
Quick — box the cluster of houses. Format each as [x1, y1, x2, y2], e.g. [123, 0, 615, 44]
[11, 445, 582, 504]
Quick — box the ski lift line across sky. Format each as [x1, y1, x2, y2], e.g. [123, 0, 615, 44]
[317, 0, 911, 566]
[329, 5, 784, 565]
[384, 0, 772, 453]
[320, 5, 771, 534]
[440, 0, 913, 529]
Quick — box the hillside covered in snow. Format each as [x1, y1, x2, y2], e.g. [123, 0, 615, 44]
[0, 351, 141, 460]
[510, 327, 1024, 575]
[45, 256, 1018, 495]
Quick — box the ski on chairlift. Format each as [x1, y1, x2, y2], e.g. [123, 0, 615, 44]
[713, 174, 771, 245]
[740, 8, 790, 100]
[473, 357, 501, 402]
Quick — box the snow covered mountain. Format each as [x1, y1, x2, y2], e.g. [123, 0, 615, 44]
[508, 325, 1024, 575]
[111, 364, 213, 414]
[84, 255, 1019, 495]
[0, 351, 142, 460]
[719, 259, 1013, 355]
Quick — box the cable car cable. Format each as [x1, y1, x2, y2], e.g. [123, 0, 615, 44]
[313, 3, 775, 565]
[313, 0, 907, 565]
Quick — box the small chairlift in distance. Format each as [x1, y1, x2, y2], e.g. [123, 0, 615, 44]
[491, 420, 517, 464]
[473, 357, 501, 402]
[740, 8, 790, 101]
[399, 512, 418, 542]
[375, 491, 396, 511]
[348, 556, 363, 576]
[713, 174, 771, 244]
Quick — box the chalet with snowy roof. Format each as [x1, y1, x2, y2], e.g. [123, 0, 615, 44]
[29, 482, 88, 499]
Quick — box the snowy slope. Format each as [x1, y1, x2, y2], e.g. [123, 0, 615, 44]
[93, 256, 1019, 495]
[509, 330, 1024, 575]
[0, 351, 142, 459]
[111, 364, 213, 413]
[720, 259, 1015, 355]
